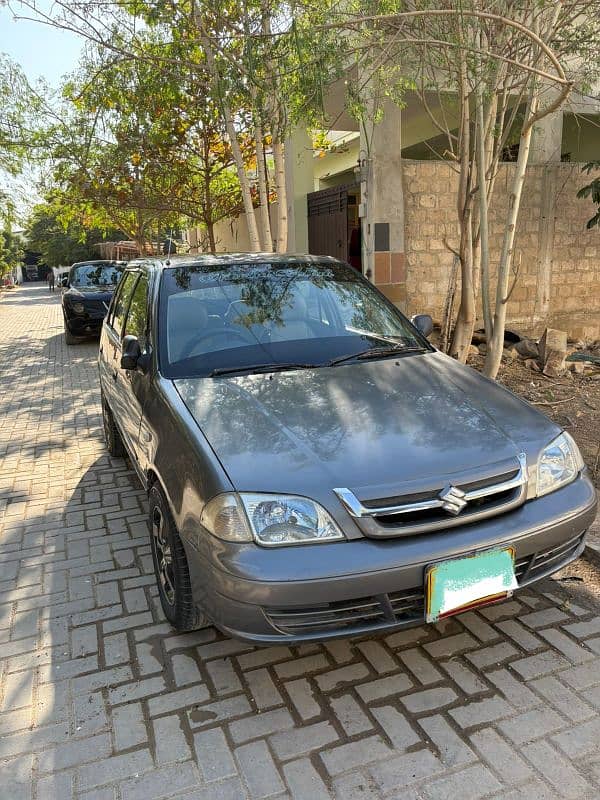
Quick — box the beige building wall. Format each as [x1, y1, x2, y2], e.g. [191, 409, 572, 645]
[189, 204, 280, 254]
[402, 161, 600, 339]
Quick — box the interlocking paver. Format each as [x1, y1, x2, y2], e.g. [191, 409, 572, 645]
[235, 739, 285, 798]
[193, 727, 237, 782]
[244, 667, 282, 710]
[1, 285, 600, 799]
[469, 727, 533, 785]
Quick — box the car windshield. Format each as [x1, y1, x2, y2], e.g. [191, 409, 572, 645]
[159, 261, 431, 378]
[71, 264, 123, 287]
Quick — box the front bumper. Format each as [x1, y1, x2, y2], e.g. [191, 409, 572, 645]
[187, 472, 597, 643]
[64, 312, 104, 337]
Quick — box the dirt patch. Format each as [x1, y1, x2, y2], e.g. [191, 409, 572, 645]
[468, 352, 600, 487]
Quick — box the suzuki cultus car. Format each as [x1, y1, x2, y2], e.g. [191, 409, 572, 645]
[98, 255, 597, 642]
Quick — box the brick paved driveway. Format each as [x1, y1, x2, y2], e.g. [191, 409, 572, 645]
[2, 284, 600, 800]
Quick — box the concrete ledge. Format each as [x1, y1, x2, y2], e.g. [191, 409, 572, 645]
[583, 509, 600, 568]
[584, 542, 600, 569]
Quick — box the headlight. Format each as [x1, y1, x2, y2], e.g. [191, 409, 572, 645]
[201, 492, 345, 546]
[536, 432, 584, 497]
[241, 493, 345, 546]
[71, 302, 85, 314]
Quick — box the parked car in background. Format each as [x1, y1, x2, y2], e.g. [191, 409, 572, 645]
[62, 260, 126, 344]
[99, 254, 597, 643]
[55, 266, 71, 287]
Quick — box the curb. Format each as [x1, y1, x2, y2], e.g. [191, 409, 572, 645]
[583, 543, 600, 570]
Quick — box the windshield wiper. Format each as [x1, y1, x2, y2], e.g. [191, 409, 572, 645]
[327, 345, 426, 367]
[209, 362, 318, 377]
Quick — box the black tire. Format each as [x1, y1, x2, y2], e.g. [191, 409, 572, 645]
[101, 392, 125, 457]
[148, 483, 208, 631]
[64, 325, 79, 345]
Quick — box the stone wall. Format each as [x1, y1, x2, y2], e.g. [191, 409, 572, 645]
[399, 160, 600, 340]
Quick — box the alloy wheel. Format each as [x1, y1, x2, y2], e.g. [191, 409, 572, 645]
[152, 506, 175, 605]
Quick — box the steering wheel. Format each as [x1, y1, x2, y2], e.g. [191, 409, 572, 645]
[179, 326, 255, 361]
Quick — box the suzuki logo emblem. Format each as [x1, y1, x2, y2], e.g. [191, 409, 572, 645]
[439, 485, 467, 515]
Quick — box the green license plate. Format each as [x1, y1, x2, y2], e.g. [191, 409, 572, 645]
[426, 548, 518, 623]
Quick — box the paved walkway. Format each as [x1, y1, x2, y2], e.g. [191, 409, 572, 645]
[1, 283, 600, 800]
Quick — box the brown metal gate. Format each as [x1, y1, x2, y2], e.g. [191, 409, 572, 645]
[307, 184, 358, 261]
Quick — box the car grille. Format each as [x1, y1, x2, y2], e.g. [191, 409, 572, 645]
[264, 588, 425, 635]
[263, 533, 585, 637]
[515, 532, 585, 584]
[335, 455, 528, 537]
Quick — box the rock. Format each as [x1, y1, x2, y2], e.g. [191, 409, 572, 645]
[478, 343, 487, 355]
[468, 344, 479, 357]
[566, 351, 600, 366]
[471, 331, 487, 345]
[515, 338, 539, 359]
[503, 328, 522, 344]
[525, 358, 541, 372]
[540, 327, 567, 378]
[569, 361, 585, 374]
[502, 347, 517, 360]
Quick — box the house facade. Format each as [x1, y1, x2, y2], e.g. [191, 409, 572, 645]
[187, 86, 600, 340]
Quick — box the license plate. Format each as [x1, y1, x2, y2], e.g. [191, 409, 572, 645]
[426, 548, 518, 623]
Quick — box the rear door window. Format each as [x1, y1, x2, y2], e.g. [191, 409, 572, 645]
[110, 272, 139, 337]
[123, 274, 149, 350]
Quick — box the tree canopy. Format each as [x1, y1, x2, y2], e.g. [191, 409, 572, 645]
[578, 162, 600, 229]
[25, 198, 125, 267]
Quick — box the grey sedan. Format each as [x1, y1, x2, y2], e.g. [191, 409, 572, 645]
[98, 254, 597, 643]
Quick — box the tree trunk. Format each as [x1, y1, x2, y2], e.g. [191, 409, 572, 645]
[272, 138, 288, 252]
[221, 105, 261, 252]
[254, 121, 273, 251]
[193, 8, 261, 252]
[476, 83, 493, 341]
[484, 93, 538, 379]
[206, 220, 216, 253]
[449, 54, 475, 362]
[203, 150, 216, 254]
[449, 215, 476, 360]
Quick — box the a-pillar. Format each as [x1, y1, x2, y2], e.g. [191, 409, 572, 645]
[360, 98, 407, 309]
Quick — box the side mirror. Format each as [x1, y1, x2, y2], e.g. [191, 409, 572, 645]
[61, 277, 69, 287]
[121, 335, 142, 370]
[411, 313, 434, 338]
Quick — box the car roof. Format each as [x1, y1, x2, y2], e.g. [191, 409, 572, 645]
[125, 253, 345, 270]
[71, 260, 127, 267]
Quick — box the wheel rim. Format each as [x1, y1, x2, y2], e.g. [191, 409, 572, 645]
[152, 507, 175, 605]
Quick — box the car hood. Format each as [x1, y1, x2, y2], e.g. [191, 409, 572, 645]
[65, 286, 115, 300]
[175, 351, 561, 498]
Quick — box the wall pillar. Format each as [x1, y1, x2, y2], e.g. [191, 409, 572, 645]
[530, 108, 563, 321]
[360, 98, 407, 309]
[285, 127, 314, 253]
[529, 108, 563, 164]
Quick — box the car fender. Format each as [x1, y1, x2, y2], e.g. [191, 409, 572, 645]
[140, 375, 234, 555]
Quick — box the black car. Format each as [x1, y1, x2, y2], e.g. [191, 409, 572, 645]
[62, 260, 126, 344]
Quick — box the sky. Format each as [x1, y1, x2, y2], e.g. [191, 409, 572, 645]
[1, 2, 84, 221]
[0, 1, 83, 87]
